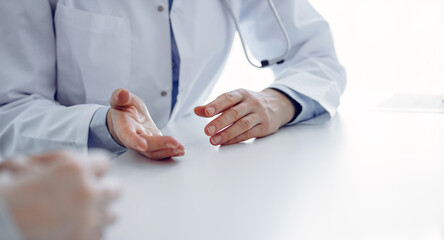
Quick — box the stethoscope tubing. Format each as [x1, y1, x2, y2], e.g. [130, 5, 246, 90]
[221, 0, 292, 68]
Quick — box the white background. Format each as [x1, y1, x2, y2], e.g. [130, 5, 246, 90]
[210, 0, 444, 106]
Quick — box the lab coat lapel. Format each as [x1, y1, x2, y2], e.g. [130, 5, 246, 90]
[168, 0, 236, 123]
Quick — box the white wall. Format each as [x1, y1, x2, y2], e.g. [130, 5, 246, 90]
[211, 0, 444, 103]
[311, 0, 444, 94]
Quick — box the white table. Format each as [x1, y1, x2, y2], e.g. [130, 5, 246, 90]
[106, 105, 444, 240]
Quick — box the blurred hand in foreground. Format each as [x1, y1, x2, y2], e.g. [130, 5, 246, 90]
[0, 151, 121, 240]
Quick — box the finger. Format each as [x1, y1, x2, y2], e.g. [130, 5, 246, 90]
[30, 151, 109, 178]
[110, 88, 151, 116]
[210, 114, 261, 145]
[204, 101, 252, 136]
[193, 105, 207, 117]
[194, 90, 245, 117]
[87, 151, 111, 177]
[87, 221, 105, 240]
[221, 125, 266, 146]
[86, 229, 103, 240]
[87, 210, 114, 239]
[104, 211, 117, 225]
[86, 211, 116, 240]
[29, 151, 75, 166]
[93, 211, 117, 232]
[96, 180, 122, 205]
[143, 148, 185, 160]
[0, 160, 27, 174]
[140, 135, 184, 152]
[110, 88, 132, 109]
[25, 151, 81, 176]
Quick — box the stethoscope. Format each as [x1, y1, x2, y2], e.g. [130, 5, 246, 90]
[221, 0, 291, 68]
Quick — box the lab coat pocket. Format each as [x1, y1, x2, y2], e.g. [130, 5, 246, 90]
[55, 3, 131, 104]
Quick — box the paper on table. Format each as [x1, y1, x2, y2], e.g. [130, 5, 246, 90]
[373, 93, 444, 113]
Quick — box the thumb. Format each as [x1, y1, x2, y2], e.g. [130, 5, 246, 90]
[110, 88, 132, 108]
[194, 106, 208, 117]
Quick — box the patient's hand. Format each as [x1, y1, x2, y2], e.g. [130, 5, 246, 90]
[0, 151, 120, 240]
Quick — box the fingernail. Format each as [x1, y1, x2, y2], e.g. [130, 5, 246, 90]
[207, 125, 216, 135]
[174, 149, 184, 155]
[211, 135, 222, 145]
[166, 143, 177, 149]
[207, 107, 215, 116]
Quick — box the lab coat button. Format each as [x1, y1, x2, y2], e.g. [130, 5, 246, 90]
[157, 6, 164, 12]
[161, 91, 168, 97]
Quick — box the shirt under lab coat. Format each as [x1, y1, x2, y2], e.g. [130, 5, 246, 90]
[0, 0, 346, 159]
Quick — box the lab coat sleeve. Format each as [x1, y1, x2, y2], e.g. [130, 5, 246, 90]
[88, 107, 127, 156]
[270, 85, 326, 123]
[0, 198, 23, 240]
[0, 1, 102, 158]
[238, 0, 347, 124]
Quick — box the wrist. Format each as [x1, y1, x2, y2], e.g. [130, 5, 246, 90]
[106, 110, 122, 146]
[261, 88, 296, 127]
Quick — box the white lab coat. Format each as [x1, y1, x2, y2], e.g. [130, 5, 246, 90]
[0, 0, 346, 158]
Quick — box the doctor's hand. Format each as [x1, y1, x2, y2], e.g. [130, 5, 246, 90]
[107, 89, 185, 159]
[194, 88, 296, 146]
[0, 151, 120, 240]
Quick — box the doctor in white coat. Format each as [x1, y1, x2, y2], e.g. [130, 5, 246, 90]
[0, 0, 346, 160]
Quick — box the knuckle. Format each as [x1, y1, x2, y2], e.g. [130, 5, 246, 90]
[257, 125, 271, 136]
[245, 129, 255, 139]
[238, 88, 248, 95]
[261, 120, 271, 129]
[52, 151, 75, 161]
[49, 150, 67, 157]
[250, 98, 262, 107]
[223, 92, 235, 103]
[56, 161, 84, 176]
[230, 107, 241, 119]
[240, 118, 252, 129]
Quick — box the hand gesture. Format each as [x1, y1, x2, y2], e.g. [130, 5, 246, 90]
[107, 88, 185, 159]
[195, 89, 295, 145]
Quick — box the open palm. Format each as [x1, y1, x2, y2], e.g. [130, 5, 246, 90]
[107, 89, 184, 159]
